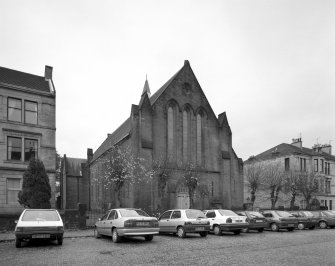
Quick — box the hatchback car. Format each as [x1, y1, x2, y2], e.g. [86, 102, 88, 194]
[261, 210, 298, 232]
[95, 208, 159, 243]
[310, 210, 335, 229]
[236, 211, 268, 232]
[158, 209, 210, 238]
[14, 209, 64, 248]
[203, 209, 249, 235]
[289, 211, 318, 230]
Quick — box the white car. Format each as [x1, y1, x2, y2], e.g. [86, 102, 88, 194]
[203, 209, 249, 235]
[95, 208, 159, 243]
[158, 209, 210, 238]
[14, 209, 64, 248]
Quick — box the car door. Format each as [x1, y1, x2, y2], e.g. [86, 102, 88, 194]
[97, 212, 109, 236]
[205, 211, 216, 229]
[105, 210, 116, 236]
[169, 211, 182, 232]
[158, 211, 173, 232]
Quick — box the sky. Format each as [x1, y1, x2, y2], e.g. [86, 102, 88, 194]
[1, 0, 334, 161]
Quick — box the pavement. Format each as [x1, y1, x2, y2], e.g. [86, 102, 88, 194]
[0, 229, 95, 242]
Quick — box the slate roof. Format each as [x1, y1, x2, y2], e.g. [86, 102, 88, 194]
[65, 157, 86, 177]
[0, 66, 51, 92]
[250, 143, 335, 162]
[92, 117, 131, 162]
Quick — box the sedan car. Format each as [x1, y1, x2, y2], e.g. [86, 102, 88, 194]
[158, 209, 210, 238]
[289, 211, 318, 230]
[261, 210, 298, 232]
[310, 210, 335, 229]
[236, 211, 268, 232]
[95, 208, 159, 243]
[14, 209, 64, 248]
[203, 209, 249, 235]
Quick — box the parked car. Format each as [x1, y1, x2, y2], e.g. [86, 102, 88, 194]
[14, 209, 64, 248]
[203, 209, 249, 235]
[236, 211, 268, 232]
[95, 208, 159, 243]
[158, 209, 210, 238]
[310, 210, 335, 229]
[289, 211, 318, 230]
[261, 210, 298, 232]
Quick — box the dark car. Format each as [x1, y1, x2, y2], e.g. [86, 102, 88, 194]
[311, 210, 335, 229]
[261, 210, 298, 232]
[236, 211, 268, 232]
[289, 211, 318, 230]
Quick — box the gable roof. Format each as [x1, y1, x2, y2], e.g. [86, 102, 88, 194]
[92, 117, 131, 162]
[250, 143, 335, 162]
[0, 66, 51, 93]
[149, 67, 182, 105]
[64, 157, 86, 177]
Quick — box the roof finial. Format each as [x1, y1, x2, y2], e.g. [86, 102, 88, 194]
[141, 76, 151, 97]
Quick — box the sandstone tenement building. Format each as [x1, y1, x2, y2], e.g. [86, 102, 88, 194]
[0, 65, 56, 215]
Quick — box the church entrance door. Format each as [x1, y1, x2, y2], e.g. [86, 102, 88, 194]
[176, 184, 190, 209]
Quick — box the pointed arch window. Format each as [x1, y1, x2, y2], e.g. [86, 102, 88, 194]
[196, 111, 204, 165]
[182, 108, 191, 163]
[167, 105, 175, 160]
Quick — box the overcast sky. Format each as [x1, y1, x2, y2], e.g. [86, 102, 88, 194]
[1, 0, 334, 161]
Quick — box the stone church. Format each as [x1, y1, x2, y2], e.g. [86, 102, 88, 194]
[87, 60, 243, 214]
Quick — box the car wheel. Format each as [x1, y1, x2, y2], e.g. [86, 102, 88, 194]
[271, 223, 279, 232]
[287, 227, 294, 232]
[213, 225, 222, 236]
[112, 228, 122, 243]
[15, 238, 21, 248]
[319, 221, 328, 229]
[199, 232, 208, 237]
[233, 230, 241, 235]
[145, 235, 153, 241]
[297, 223, 305, 230]
[57, 237, 63, 245]
[177, 226, 186, 238]
[258, 228, 264, 233]
[95, 227, 102, 238]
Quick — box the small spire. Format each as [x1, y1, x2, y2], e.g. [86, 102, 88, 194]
[141, 76, 151, 97]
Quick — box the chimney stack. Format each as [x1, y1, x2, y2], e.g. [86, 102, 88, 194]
[87, 148, 93, 162]
[291, 138, 302, 149]
[321, 144, 332, 155]
[45, 65, 53, 80]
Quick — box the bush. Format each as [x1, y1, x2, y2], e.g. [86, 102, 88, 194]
[18, 158, 51, 208]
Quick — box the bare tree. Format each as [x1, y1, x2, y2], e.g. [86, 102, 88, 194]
[295, 171, 319, 210]
[261, 160, 285, 210]
[183, 163, 199, 209]
[284, 170, 300, 210]
[244, 162, 263, 207]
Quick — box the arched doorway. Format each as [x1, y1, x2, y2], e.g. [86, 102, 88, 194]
[176, 184, 190, 209]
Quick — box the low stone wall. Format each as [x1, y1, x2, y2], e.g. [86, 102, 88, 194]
[0, 213, 20, 231]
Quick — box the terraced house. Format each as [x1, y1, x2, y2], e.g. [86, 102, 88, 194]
[87, 61, 244, 214]
[0, 66, 56, 216]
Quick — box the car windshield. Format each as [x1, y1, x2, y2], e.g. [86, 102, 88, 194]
[276, 211, 294, 217]
[302, 211, 314, 217]
[185, 210, 206, 219]
[218, 210, 238, 216]
[22, 210, 60, 221]
[323, 211, 335, 216]
[247, 211, 264, 218]
[119, 209, 149, 217]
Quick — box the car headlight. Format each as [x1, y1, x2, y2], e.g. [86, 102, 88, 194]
[57, 226, 64, 231]
[15, 227, 23, 232]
